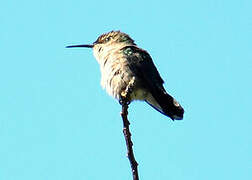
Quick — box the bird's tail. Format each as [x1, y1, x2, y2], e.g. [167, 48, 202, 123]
[145, 90, 184, 120]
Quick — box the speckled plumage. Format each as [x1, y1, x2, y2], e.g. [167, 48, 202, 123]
[93, 32, 143, 100]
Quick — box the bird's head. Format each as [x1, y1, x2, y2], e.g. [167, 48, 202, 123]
[66, 31, 136, 63]
[93, 31, 135, 46]
[66, 30, 135, 50]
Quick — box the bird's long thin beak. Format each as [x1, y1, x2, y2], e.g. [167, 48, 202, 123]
[66, 44, 94, 48]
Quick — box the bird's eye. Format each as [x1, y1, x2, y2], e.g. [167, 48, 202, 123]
[105, 37, 111, 42]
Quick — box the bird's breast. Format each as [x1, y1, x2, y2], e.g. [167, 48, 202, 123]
[93, 46, 148, 101]
[97, 58, 144, 101]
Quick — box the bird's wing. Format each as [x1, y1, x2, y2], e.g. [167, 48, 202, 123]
[120, 45, 184, 120]
[121, 45, 164, 87]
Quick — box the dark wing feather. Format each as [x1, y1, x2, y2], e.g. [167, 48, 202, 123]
[121, 46, 184, 120]
[122, 46, 164, 87]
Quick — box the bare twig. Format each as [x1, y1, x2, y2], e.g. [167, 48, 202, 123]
[120, 78, 139, 180]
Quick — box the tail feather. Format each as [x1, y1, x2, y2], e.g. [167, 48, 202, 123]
[146, 91, 184, 120]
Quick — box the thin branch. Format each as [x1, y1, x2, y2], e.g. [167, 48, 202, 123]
[120, 77, 139, 180]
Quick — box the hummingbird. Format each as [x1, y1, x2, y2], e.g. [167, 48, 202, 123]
[66, 31, 184, 120]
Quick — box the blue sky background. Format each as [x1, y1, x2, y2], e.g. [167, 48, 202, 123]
[1, 0, 251, 179]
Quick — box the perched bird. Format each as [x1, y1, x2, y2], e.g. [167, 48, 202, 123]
[66, 31, 184, 120]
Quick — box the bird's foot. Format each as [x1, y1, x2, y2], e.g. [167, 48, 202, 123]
[119, 77, 135, 105]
